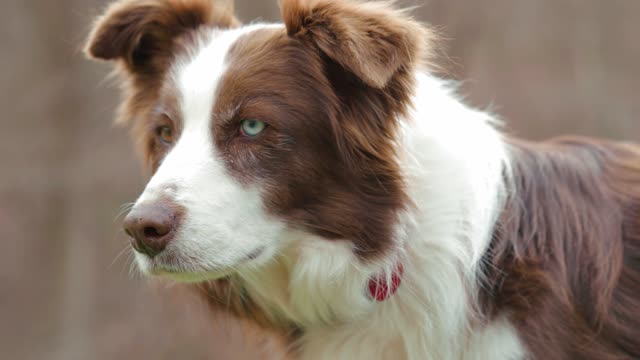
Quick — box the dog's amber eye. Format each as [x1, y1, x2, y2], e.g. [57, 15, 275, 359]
[156, 126, 174, 145]
[240, 119, 266, 138]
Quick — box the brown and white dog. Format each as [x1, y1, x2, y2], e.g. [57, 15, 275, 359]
[85, 0, 640, 358]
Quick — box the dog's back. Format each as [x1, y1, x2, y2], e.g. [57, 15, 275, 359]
[482, 137, 640, 359]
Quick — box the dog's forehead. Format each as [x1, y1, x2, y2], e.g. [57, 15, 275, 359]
[173, 23, 285, 129]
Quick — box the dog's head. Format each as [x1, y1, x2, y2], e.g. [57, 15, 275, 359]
[86, 0, 430, 282]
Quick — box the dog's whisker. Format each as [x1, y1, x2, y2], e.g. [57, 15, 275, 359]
[114, 202, 136, 223]
[108, 244, 132, 270]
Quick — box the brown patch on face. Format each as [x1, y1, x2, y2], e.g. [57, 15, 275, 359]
[481, 137, 640, 359]
[138, 85, 184, 172]
[208, 8, 429, 259]
[84, 0, 239, 171]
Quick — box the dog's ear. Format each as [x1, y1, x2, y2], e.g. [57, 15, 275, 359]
[85, 0, 239, 72]
[280, 0, 430, 89]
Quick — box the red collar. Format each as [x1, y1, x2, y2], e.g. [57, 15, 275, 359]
[367, 263, 404, 301]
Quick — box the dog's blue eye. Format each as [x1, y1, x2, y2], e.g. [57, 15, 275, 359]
[240, 119, 266, 137]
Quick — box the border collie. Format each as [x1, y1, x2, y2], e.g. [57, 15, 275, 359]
[85, 0, 640, 358]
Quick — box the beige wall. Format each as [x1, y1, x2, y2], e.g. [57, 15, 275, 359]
[1, 0, 638, 359]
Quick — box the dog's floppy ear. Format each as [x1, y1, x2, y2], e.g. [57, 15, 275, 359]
[281, 0, 430, 89]
[85, 0, 239, 72]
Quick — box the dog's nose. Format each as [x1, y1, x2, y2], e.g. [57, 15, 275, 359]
[123, 203, 179, 257]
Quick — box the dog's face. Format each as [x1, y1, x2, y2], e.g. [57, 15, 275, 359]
[87, 0, 429, 282]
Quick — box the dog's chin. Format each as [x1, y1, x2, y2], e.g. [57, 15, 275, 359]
[133, 251, 257, 283]
[135, 247, 268, 283]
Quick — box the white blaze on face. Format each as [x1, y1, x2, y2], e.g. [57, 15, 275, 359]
[133, 24, 287, 281]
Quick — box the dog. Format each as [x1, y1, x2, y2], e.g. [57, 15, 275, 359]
[85, 0, 640, 358]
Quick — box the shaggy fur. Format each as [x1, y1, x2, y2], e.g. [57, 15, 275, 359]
[86, 0, 640, 359]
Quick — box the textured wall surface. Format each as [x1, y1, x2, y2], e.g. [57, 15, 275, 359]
[1, 0, 638, 359]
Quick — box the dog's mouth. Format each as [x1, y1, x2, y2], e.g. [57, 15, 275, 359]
[150, 265, 235, 283]
[135, 246, 266, 283]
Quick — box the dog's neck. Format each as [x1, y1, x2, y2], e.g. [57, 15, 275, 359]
[236, 233, 407, 328]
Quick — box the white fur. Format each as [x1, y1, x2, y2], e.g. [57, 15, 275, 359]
[465, 318, 527, 360]
[130, 24, 527, 359]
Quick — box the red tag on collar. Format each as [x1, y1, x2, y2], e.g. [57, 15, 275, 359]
[367, 263, 404, 302]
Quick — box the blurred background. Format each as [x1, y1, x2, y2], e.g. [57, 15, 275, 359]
[1, 0, 638, 359]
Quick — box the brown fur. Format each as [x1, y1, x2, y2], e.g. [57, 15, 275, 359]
[481, 137, 640, 359]
[86, 0, 239, 69]
[85, 0, 239, 167]
[280, 0, 432, 88]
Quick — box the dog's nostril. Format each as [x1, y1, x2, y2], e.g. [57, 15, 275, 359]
[144, 226, 163, 238]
